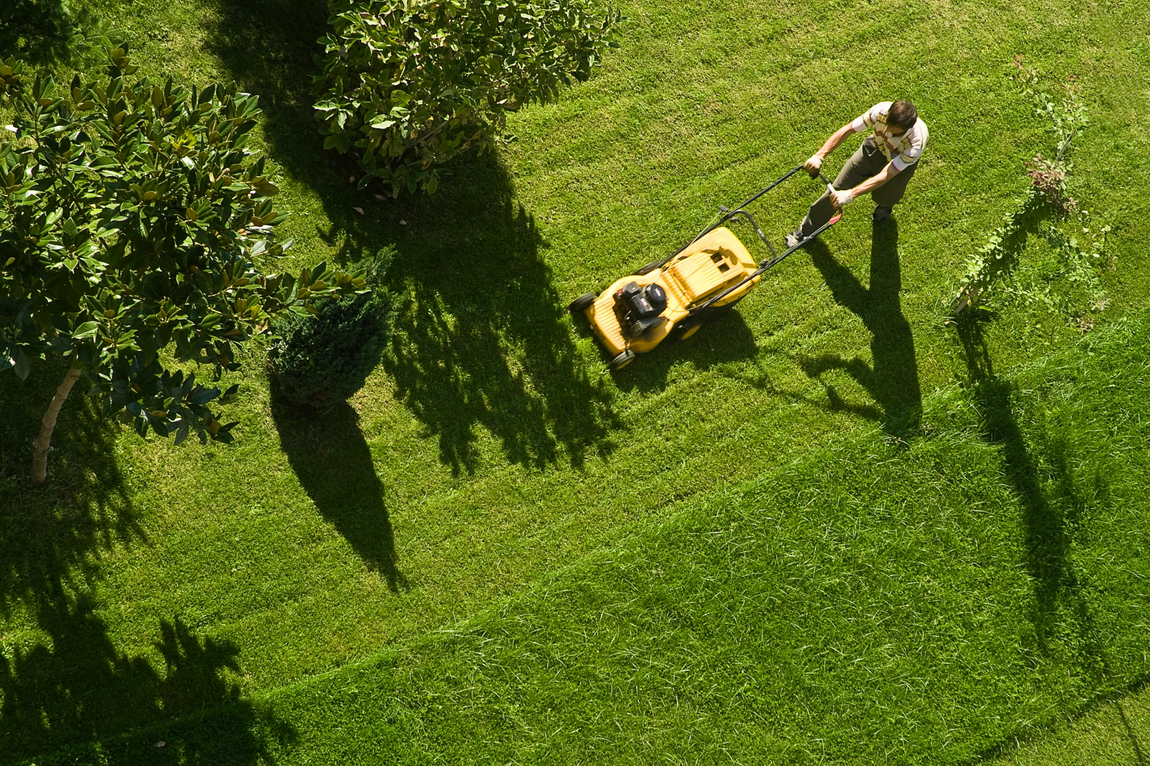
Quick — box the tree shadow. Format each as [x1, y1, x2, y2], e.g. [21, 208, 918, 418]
[271, 390, 406, 590]
[0, 0, 93, 64]
[205, 0, 366, 258]
[797, 221, 923, 441]
[0, 589, 293, 764]
[206, 2, 621, 475]
[382, 171, 621, 473]
[0, 360, 143, 614]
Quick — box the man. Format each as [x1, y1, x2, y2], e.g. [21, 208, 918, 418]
[785, 100, 928, 249]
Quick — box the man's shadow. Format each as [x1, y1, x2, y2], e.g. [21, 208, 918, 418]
[798, 220, 923, 441]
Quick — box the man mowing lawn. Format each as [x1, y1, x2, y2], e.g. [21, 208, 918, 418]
[786, 100, 928, 248]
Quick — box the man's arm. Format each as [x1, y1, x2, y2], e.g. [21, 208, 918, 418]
[804, 122, 856, 173]
[831, 161, 900, 208]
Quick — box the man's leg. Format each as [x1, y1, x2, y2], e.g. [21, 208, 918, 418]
[796, 140, 886, 240]
[871, 160, 918, 222]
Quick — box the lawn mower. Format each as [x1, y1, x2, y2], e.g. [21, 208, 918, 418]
[568, 164, 843, 370]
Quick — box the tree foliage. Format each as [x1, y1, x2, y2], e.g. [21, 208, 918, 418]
[313, 0, 619, 195]
[0, 48, 365, 480]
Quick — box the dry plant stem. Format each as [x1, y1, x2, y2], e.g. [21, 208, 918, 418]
[31, 364, 82, 485]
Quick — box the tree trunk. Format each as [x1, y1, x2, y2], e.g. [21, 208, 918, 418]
[31, 364, 82, 485]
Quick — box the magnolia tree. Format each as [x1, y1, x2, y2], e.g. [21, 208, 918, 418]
[313, 0, 619, 195]
[0, 50, 366, 484]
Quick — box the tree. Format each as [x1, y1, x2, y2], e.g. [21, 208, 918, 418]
[313, 0, 620, 195]
[0, 49, 366, 484]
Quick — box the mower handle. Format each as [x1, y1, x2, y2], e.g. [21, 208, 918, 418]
[643, 164, 841, 301]
[687, 166, 843, 315]
[690, 164, 835, 248]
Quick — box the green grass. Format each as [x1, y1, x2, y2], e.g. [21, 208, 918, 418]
[2, 0, 1150, 761]
[990, 682, 1150, 766]
[25, 308, 1150, 765]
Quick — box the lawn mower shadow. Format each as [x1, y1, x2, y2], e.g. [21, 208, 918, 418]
[608, 308, 761, 393]
[270, 392, 407, 592]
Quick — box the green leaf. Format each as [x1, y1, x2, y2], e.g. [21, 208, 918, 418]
[14, 351, 31, 380]
[74, 321, 101, 340]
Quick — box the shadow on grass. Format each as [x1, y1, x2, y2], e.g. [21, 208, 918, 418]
[0, 0, 82, 64]
[604, 306, 761, 393]
[0, 366, 293, 764]
[0, 360, 143, 613]
[271, 391, 406, 590]
[798, 220, 923, 441]
[955, 317, 1106, 664]
[205, 0, 386, 265]
[383, 165, 622, 474]
[207, 2, 620, 475]
[960, 678, 1150, 766]
[0, 590, 293, 765]
[950, 316, 1146, 765]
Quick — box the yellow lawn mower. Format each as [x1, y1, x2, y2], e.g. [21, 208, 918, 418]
[569, 165, 842, 370]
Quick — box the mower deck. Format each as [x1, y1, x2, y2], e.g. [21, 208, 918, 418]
[583, 227, 759, 358]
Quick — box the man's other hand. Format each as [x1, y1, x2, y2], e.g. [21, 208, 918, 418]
[830, 188, 854, 208]
[804, 155, 823, 175]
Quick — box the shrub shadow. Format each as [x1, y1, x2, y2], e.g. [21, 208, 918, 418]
[0, 589, 292, 764]
[796, 221, 924, 441]
[270, 390, 406, 590]
[947, 316, 1148, 766]
[955, 317, 1106, 664]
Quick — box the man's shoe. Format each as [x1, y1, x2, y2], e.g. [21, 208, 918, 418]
[785, 231, 803, 249]
[873, 206, 893, 223]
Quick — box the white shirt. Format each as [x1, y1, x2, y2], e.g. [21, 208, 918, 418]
[851, 102, 929, 172]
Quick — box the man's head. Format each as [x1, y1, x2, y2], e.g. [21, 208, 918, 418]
[887, 100, 918, 135]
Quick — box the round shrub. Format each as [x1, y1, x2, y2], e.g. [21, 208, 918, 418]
[269, 252, 393, 409]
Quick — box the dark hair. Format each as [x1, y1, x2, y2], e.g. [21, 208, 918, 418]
[888, 100, 918, 131]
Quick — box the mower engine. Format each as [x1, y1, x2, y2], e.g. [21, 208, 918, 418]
[614, 281, 668, 338]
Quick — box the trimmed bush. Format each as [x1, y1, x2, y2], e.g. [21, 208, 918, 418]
[269, 250, 393, 409]
[313, 0, 620, 195]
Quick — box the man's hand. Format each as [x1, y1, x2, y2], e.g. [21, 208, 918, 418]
[829, 187, 854, 209]
[804, 154, 823, 175]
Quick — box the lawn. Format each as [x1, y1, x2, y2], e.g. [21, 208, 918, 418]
[1, 0, 1149, 762]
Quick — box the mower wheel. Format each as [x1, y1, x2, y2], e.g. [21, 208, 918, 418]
[567, 292, 596, 313]
[636, 260, 663, 276]
[674, 317, 702, 340]
[609, 349, 637, 370]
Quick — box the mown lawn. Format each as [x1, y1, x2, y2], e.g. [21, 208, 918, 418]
[1, 0, 1149, 762]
